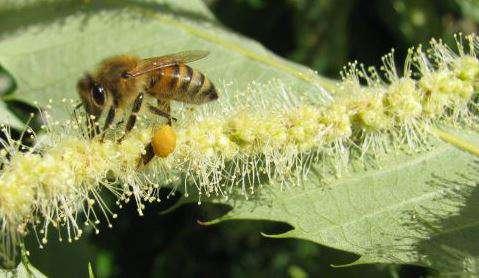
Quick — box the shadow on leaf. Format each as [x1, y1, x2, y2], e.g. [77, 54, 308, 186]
[0, 0, 218, 36]
[395, 160, 479, 275]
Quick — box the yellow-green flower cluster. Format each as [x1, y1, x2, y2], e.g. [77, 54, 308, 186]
[0, 34, 478, 264]
[0, 126, 151, 262]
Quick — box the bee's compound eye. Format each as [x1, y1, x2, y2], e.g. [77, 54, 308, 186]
[91, 84, 106, 106]
[121, 71, 131, 79]
[208, 90, 219, 101]
[151, 125, 177, 158]
[205, 87, 218, 101]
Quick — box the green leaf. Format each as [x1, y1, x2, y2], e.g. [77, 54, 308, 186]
[209, 132, 479, 273]
[0, 68, 25, 129]
[0, 0, 477, 275]
[0, 0, 334, 121]
[0, 100, 24, 129]
[457, 0, 479, 22]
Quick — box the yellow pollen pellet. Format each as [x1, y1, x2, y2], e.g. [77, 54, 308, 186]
[152, 125, 177, 158]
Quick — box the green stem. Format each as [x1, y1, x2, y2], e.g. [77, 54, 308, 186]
[431, 127, 479, 157]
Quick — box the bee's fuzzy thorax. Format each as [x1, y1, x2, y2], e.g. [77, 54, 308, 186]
[93, 55, 147, 109]
[0, 34, 479, 264]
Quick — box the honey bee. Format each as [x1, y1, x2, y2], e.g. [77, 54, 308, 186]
[76, 50, 218, 141]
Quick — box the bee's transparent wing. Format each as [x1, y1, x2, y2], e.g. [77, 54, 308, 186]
[126, 50, 209, 77]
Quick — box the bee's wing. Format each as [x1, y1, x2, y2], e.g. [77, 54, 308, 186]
[126, 50, 209, 77]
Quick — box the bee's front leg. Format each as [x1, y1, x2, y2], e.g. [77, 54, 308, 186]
[117, 92, 144, 143]
[86, 113, 101, 139]
[100, 106, 117, 142]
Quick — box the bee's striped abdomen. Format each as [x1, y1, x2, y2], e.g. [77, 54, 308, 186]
[187, 67, 205, 98]
[178, 65, 193, 93]
[150, 64, 217, 104]
[168, 64, 181, 92]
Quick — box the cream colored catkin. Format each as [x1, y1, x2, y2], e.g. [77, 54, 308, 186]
[0, 34, 478, 265]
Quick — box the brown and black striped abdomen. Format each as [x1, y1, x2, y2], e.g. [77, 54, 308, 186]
[149, 64, 218, 104]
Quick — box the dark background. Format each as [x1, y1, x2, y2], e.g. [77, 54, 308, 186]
[19, 0, 478, 277]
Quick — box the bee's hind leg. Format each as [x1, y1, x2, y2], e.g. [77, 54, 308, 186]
[117, 93, 144, 143]
[138, 142, 155, 168]
[149, 100, 176, 125]
[148, 105, 177, 126]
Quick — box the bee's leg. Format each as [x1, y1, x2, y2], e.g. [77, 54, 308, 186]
[115, 119, 124, 128]
[138, 142, 155, 167]
[74, 103, 100, 139]
[100, 106, 117, 142]
[117, 93, 144, 143]
[152, 99, 176, 125]
[72, 103, 87, 138]
[148, 105, 177, 125]
[86, 114, 101, 139]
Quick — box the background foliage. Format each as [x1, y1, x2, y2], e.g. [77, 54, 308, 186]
[0, 0, 478, 277]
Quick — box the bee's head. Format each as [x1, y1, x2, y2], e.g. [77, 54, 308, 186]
[198, 83, 219, 103]
[77, 74, 107, 117]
